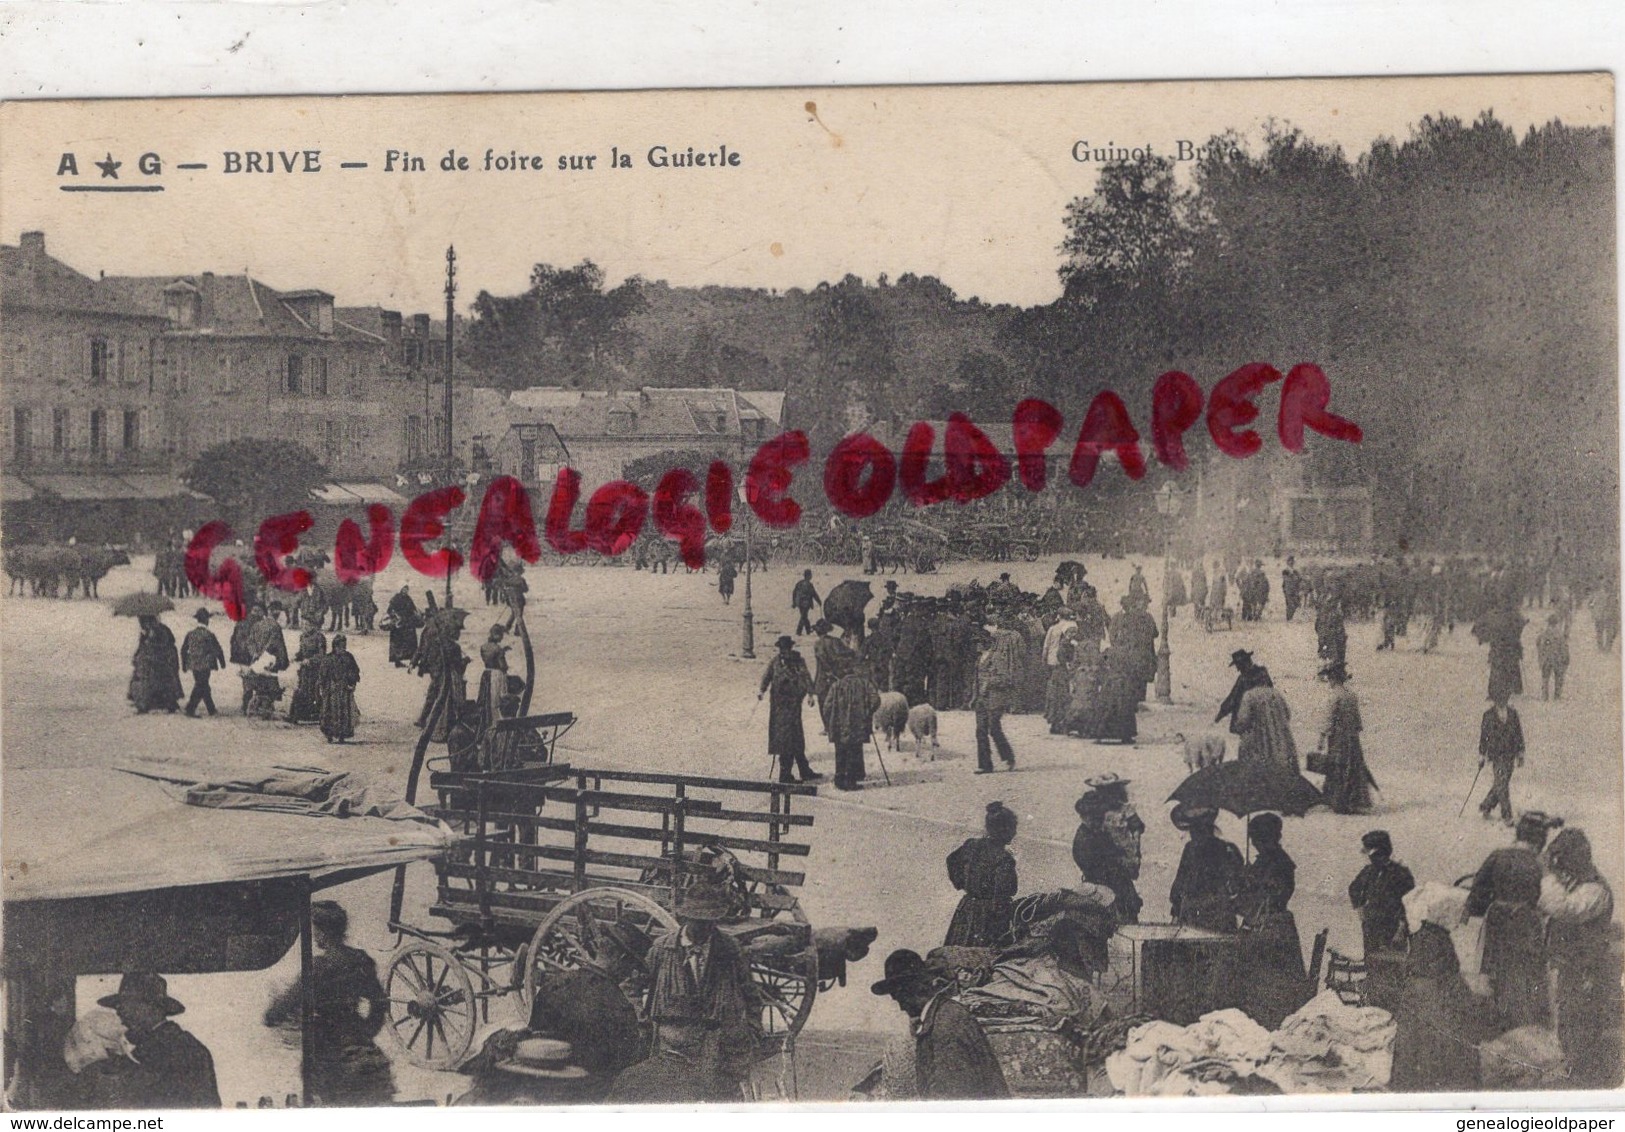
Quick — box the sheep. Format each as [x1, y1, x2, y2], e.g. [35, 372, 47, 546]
[1177, 731, 1227, 773]
[907, 703, 939, 760]
[873, 691, 910, 751]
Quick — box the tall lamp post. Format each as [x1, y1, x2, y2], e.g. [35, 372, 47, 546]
[738, 482, 755, 659]
[1154, 481, 1183, 705]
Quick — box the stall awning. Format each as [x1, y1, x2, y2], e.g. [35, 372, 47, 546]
[3, 757, 452, 902]
[14, 473, 206, 502]
[312, 481, 410, 506]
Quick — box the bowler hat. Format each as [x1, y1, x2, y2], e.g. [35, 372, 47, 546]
[1361, 830, 1393, 854]
[1229, 650, 1254, 668]
[310, 899, 349, 937]
[1516, 811, 1561, 842]
[775, 635, 795, 650]
[98, 972, 185, 1016]
[194, 608, 213, 623]
[1084, 772, 1131, 792]
[870, 949, 941, 995]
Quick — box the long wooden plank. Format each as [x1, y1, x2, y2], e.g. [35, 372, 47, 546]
[573, 768, 818, 797]
[437, 865, 669, 900]
[691, 807, 815, 827]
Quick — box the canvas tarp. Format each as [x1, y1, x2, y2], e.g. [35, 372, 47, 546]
[2, 755, 452, 902]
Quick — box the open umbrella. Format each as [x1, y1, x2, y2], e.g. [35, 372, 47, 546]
[111, 592, 175, 618]
[1167, 759, 1325, 819]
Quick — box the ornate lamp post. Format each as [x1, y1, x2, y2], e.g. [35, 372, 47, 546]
[1154, 481, 1183, 705]
[739, 482, 755, 659]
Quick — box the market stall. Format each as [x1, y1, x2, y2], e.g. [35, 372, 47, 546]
[1, 757, 453, 1109]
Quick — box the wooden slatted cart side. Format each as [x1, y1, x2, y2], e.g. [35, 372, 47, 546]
[422, 767, 816, 933]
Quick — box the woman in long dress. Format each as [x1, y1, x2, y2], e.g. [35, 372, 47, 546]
[1233, 814, 1309, 1028]
[128, 614, 183, 714]
[287, 620, 328, 724]
[318, 635, 361, 743]
[945, 802, 1019, 947]
[1317, 661, 1374, 813]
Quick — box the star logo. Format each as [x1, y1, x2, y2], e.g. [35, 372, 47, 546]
[95, 153, 121, 179]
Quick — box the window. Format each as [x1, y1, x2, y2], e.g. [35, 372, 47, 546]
[324, 419, 341, 463]
[216, 353, 236, 394]
[90, 338, 109, 384]
[123, 410, 140, 452]
[520, 439, 536, 482]
[313, 357, 329, 397]
[173, 351, 189, 393]
[347, 360, 362, 396]
[89, 409, 106, 456]
[11, 408, 32, 463]
[52, 408, 68, 456]
[286, 355, 304, 395]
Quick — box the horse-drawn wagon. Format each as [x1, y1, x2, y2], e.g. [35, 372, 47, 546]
[383, 762, 823, 1070]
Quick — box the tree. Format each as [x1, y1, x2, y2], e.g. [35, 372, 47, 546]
[786, 275, 899, 451]
[465, 259, 647, 390]
[622, 448, 716, 490]
[1058, 153, 1196, 301]
[184, 439, 328, 527]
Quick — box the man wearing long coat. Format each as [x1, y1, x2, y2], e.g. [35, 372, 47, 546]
[825, 669, 880, 790]
[812, 622, 854, 729]
[760, 636, 817, 784]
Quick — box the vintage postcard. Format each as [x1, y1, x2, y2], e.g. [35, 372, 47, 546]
[0, 75, 1618, 1110]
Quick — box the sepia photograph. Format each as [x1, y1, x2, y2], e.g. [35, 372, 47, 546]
[0, 73, 1619, 1110]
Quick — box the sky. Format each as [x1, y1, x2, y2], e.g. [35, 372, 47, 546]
[0, 74, 1612, 315]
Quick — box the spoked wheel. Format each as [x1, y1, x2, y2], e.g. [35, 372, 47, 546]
[751, 946, 819, 1053]
[523, 888, 677, 1018]
[382, 940, 477, 1070]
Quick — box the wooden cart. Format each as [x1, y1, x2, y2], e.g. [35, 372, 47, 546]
[383, 765, 821, 1070]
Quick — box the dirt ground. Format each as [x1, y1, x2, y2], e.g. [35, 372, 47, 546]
[3, 551, 1619, 1104]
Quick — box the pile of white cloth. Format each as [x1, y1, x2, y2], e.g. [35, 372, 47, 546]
[1104, 1010, 1274, 1096]
[1260, 990, 1395, 1092]
[1106, 992, 1397, 1096]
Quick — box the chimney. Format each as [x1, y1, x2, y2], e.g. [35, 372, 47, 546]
[381, 310, 403, 361]
[19, 231, 44, 255]
[200, 272, 217, 324]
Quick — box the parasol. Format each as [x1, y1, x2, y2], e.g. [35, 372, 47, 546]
[1167, 759, 1326, 819]
[111, 592, 175, 617]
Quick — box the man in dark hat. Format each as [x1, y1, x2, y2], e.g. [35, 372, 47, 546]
[612, 880, 760, 1102]
[181, 608, 226, 718]
[1477, 691, 1526, 825]
[871, 950, 1009, 1099]
[1349, 831, 1415, 959]
[791, 569, 821, 636]
[1215, 649, 1271, 726]
[1468, 812, 1557, 1029]
[99, 974, 220, 1108]
[759, 635, 820, 783]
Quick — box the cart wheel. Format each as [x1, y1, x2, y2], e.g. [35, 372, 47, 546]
[751, 946, 819, 1053]
[382, 940, 477, 1070]
[523, 887, 677, 1018]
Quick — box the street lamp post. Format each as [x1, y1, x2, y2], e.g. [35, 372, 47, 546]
[739, 483, 755, 659]
[1154, 482, 1183, 705]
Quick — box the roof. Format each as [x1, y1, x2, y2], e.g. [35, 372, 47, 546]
[739, 391, 787, 426]
[0, 243, 166, 320]
[17, 473, 206, 501]
[3, 759, 452, 902]
[509, 386, 755, 440]
[93, 273, 376, 343]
